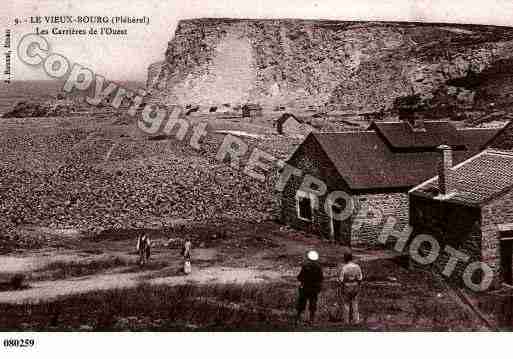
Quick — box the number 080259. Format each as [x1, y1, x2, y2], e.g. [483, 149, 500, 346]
[3, 338, 35, 347]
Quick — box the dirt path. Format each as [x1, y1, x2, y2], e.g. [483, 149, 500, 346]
[0, 224, 403, 305]
[0, 266, 286, 304]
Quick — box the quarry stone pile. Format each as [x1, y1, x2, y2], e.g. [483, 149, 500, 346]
[2, 100, 80, 118]
[0, 121, 296, 251]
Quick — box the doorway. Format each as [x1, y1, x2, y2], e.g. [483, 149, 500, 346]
[330, 205, 349, 245]
[500, 239, 513, 285]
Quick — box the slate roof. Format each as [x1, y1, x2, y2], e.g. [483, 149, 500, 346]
[461, 127, 504, 151]
[410, 149, 513, 206]
[277, 113, 303, 124]
[369, 121, 465, 149]
[303, 120, 504, 191]
[484, 120, 513, 150]
[242, 103, 262, 110]
[369, 121, 501, 151]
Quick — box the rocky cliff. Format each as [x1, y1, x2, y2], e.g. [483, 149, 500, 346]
[148, 18, 513, 112]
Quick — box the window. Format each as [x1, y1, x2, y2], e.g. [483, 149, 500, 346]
[299, 197, 312, 221]
[499, 224, 513, 239]
[500, 230, 513, 239]
[296, 191, 316, 222]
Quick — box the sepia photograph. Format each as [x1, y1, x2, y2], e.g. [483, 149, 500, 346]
[2, 0, 513, 354]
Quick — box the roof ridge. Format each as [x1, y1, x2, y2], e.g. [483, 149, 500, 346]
[458, 127, 503, 131]
[314, 130, 375, 135]
[450, 150, 488, 171]
[373, 120, 451, 124]
[422, 120, 452, 123]
[485, 149, 513, 157]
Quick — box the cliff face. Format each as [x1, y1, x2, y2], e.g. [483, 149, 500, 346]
[148, 18, 513, 112]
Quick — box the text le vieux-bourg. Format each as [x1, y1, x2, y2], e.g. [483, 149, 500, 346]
[28, 15, 149, 36]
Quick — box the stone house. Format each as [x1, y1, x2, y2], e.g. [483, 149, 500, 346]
[281, 120, 502, 246]
[409, 147, 513, 289]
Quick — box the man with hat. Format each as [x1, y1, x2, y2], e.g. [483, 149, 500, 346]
[295, 250, 324, 325]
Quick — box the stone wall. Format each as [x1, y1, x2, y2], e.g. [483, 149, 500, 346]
[409, 194, 483, 287]
[351, 192, 409, 246]
[482, 190, 513, 284]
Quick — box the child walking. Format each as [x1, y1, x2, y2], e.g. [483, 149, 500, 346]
[182, 239, 192, 274]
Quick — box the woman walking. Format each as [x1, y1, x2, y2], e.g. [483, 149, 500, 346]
[182, 239, 192, 274]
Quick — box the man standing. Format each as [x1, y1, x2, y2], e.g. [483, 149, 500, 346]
[339, 251, 363, 325]
[296, 250, 323, 325]
[136, 232, 151, 266]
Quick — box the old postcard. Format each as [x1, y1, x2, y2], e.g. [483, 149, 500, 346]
[2, 0, 513, 355]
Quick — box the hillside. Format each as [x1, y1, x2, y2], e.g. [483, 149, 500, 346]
[147, 18, 513, 113]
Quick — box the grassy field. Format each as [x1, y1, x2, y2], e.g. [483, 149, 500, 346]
[0, 220, 489, 331]
[0, 263, 486, 331]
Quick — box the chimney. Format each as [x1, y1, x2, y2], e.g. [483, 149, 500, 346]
[437, 144, 453, 195]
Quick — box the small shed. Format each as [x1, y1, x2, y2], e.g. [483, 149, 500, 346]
[276, 113, 302, 134]
[275, 113, 313, 137]
[242, 103, 262, 118]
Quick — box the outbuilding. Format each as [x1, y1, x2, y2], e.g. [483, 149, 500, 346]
[275, 113, 313, 137]
[242, 103, 262, 118]
[410, 147, 513, 289]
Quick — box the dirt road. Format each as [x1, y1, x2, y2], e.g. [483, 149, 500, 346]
[0, 223, 402, 305]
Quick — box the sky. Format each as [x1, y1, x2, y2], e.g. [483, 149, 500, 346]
[3, 0, 513, 82]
